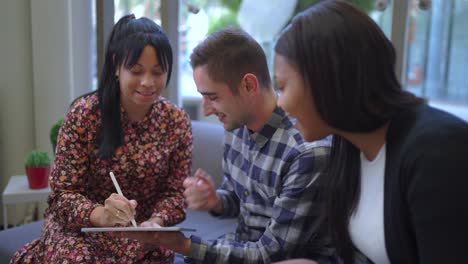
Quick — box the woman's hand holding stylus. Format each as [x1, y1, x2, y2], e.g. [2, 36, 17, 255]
[90, 193, 138, 227]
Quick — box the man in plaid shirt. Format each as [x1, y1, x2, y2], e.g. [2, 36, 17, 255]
[117, 27, 335, 263]
[184, 105, 333, 263]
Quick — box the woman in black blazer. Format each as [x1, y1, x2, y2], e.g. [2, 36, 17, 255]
[273, 1, 468, 263]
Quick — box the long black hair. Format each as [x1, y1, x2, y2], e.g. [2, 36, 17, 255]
[275, 1, 423, 262]
[96, 14, 173, 159]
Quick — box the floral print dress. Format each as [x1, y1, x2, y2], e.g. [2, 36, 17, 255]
[11, 94, 192, 263]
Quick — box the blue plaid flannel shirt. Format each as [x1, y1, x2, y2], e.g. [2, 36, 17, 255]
[186, 107, 335, 263]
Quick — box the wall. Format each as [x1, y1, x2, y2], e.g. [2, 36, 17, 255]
[0, 0, 36, 225]
[0, 0, 93, 226]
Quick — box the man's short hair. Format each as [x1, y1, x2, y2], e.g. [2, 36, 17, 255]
[190, 27, 271, 93]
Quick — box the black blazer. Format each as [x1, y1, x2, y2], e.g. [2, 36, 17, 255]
[384, 104, 468, 263]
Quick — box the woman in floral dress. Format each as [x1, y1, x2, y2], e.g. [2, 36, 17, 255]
[11, 14, 192, 263]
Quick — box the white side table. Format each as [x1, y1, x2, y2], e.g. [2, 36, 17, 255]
[2, 175, 51, 230]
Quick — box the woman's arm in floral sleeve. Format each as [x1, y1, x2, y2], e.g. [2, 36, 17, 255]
[48, 100, 100, 230]
[152, 112, 193, 226]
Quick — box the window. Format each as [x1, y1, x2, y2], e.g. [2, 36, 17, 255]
[177, 0, 389, 123]
[405, 0, 468, 104]
[114, 0, 161, 23]
[112, 0, 468, 122]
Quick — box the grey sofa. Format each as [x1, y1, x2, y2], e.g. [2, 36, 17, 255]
[0, 121, 236, 263]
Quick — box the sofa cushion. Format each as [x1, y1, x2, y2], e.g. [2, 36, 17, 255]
[0, 220, 43, 262]
[191, 121, 224, 187]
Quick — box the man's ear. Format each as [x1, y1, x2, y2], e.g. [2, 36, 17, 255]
[241, 73, 258, 95]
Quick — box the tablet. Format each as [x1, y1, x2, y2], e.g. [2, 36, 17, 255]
[81, 226, 196, 232]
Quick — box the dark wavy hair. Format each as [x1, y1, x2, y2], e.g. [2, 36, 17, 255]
[275, 1, 423, 262]
[81, 14, 173, 159]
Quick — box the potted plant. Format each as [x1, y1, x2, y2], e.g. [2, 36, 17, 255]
[25, 150, 51, 189]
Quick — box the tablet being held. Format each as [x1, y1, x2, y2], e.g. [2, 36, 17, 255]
[81, 226, 196, 232]
[11, 14, 192, 264]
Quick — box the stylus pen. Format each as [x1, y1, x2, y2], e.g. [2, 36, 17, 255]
[109, 171, 138, 228]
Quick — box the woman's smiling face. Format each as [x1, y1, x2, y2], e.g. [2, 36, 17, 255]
[117, 45, 168, 115]
[274, 53, 332, 141]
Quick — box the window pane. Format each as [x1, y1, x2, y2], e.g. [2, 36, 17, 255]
[405, 0, 468, 105]
[114, 0, 161, 23]
[178, 0, 388, 122]
[447, 0, 468, 103]
[370, 0, 393, 38]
